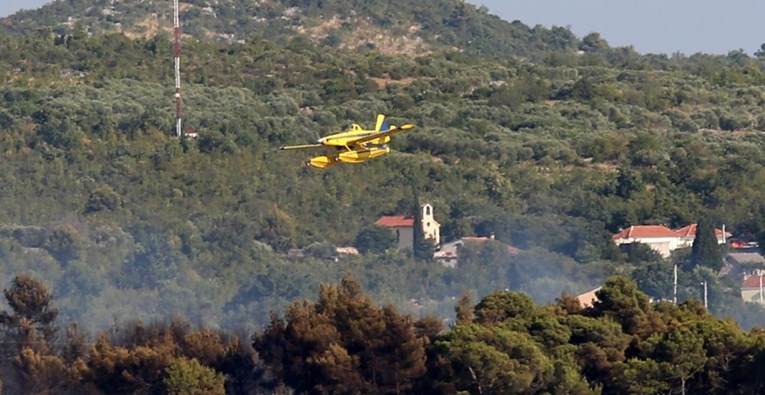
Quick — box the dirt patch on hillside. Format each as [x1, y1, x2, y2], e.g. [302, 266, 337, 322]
[296, 15, 431, 57]
[123, 14, 171, 39]
[369, 77, 418, 88]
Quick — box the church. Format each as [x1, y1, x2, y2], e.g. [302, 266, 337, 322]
[374, 203, 440, 250]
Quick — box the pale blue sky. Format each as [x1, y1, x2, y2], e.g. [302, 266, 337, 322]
[2, 0, 764, 55]
[0, 0, 51, 17]
[470, 0, 765, 55]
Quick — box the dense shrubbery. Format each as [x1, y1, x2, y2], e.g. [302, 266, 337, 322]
[4, 273, 765, 394]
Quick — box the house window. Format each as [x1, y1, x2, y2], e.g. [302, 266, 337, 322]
[427, 222, 430, 228]
[425, 205, 431, 216]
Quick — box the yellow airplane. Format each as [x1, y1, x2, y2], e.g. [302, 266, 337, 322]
[279, 114, 415, 168]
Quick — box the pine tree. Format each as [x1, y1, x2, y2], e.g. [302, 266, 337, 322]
[691, 217, 722, 272]
[0, 274, 59, 343]
[455, 293, 474, 326]
[252, 275, 428, 394]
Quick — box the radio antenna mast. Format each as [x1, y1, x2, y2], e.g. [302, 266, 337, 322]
[173, 0, 182, 137]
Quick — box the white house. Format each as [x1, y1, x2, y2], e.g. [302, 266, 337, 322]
[612, 224, 731, 258]
[742, 272, 765, 304]
[673, 224, 729, 248]
[375, 203, 440, 250]
[433, 234, 519, 267]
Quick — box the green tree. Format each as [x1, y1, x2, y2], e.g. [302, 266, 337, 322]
[631, 261, 674, 301]
[690, 217, 722, 272]
[563, 314, 630, 389]
[579, 32, 609, 53]
[684, 317, 747, 393]
[0, 275, 68, 394]
[655, 326, 707, 394]
[611, 358, 670, 395]
[473, 291, 536, 326]
[427, 324, 555, 395]
[253, 275, 428, 393]
[0, 273, 59, 340]
[42, 225, 84, 264]
[12, 347, 80, 395]
[85, 184, 122, 213]
[571, 77, 596, 101]
[615, 168, 642, 199]
[455, 293, 473, 326]
[355, 225, 396, 254]
[589, 276, 664, 338]
[164, 357, 226, 395]
[86, 334, 175, 393]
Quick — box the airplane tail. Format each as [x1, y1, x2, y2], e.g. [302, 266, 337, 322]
[375, 114, 390, 132]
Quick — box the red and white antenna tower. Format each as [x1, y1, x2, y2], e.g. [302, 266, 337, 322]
[173, 0, 182, 137]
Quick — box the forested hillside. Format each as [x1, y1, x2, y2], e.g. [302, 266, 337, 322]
[1, 0, 765, 331]
[1, 0, 581, 60]
[1, 1, 765, 389]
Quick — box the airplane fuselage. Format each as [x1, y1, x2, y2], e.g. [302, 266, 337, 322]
[319, 124, 392, 147]
[279, 114, 412, 168]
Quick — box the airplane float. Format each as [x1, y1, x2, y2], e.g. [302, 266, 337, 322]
[279, 114, 415, 168]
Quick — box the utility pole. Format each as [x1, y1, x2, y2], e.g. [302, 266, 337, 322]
[673, 263, 678, 304]
[701, 281, 707, 309]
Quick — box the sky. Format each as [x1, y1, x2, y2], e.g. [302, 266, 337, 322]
[2, 0, 764, 55]
[469, 0, 765, 55]
[0, 0, 50, 18]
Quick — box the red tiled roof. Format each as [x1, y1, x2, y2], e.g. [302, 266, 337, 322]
[742, 274, 765, 289]
[674, 224, 696, 238]
[673, 224, 727, 238]
[612, 225, 677, 239]
[375, 216, 414, 228]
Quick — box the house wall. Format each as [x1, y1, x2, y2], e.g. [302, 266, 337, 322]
[677, 238, 693, 249]
[421, 204, 440, 245]
[646, 241, 672, 258]
[614, 237, 680, 258]
[433, 240, 463, 266]
[380, 204, 441, 251]
[677, 236, 727, 249]
[394, 227, 414, 250]
[742, 288, 765, 303]
[576, 287, 601, 308]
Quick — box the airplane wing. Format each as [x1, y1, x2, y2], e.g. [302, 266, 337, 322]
[279, 143, 324, 150]
[346, 124, 415, 146]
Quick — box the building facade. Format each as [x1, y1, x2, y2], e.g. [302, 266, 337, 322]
[613, 224, 730, 258]
[375, 203, 440, 250]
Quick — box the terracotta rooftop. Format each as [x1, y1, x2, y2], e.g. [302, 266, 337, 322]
[673, 224, 728, 238]
[743, 274, 765, 289]
[375, 215, 414, 228]
[612, 225, 677, 239]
